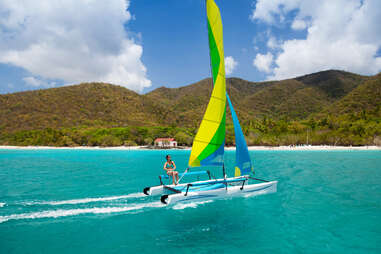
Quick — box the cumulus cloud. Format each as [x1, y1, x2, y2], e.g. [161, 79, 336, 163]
[225, 56, 238, 75]
[266, 36, 280, 49]
[251, 0, 381, 80]
[253, 52, 273, 73]
[0, 0, 151, 92]
[291, 19, 307, 30]
[22, 76, 55, 88]
[23, 77, 45, 87]
[250, 0, 302, 23]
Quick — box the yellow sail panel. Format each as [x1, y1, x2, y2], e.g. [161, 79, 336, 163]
[188, 0, 226, 167]
[207, 0, 225, 66]
[188, 91, 225, 166]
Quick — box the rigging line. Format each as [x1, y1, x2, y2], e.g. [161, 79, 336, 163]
[177, 168, 189, 184]
[210, 95, 225, 102]
[193, 139, 223, 146]
[248, 177, 269, 182]
[163, 186, 181, 193]
[201, 118, 222, 124]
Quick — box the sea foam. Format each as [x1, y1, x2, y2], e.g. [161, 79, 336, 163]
[0, 201, 164, 223]
[172, 200, 214, 210]
[23, 193, 145, 206]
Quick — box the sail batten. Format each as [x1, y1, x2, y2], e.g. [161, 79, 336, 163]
[188, 0, 226, 167]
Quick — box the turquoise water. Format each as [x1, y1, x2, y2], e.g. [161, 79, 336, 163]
[0, 149, 380, 253]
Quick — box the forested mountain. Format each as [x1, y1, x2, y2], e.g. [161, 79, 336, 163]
[0, 70, 380, 146]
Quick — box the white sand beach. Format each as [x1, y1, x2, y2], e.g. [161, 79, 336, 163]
[0, 145, 380, 151]
[246, 145, 381, 151]
[0, 145, 144, 150]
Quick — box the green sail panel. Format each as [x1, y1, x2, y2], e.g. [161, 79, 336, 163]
[188, 0, 226, 167]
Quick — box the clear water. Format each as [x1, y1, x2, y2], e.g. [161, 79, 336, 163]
[0, 149, 380, 254]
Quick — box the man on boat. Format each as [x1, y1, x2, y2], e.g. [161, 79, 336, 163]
[163, 155, 179, 185]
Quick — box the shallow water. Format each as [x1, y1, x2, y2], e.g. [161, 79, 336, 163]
[0, 149, 380, 253]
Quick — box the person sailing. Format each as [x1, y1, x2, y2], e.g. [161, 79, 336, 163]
[163, 155, 179, 185]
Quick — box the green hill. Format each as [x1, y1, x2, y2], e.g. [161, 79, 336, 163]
[0, 83, 170, 132]
[146, 70, 369, 122]
[0, 70, 380, 146]
[296, 70, 368, 99]
[324, 73, 381, 115]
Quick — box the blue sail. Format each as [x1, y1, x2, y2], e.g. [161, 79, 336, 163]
[226, 94, 253, 176]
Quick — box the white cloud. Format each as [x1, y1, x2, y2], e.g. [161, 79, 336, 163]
[251, 0, 381, 80]
[225, 56, 238, 75]
[291, 19, 307, 30]
[0, 0, 151, 92]
[23, 77, 44, 87]
[250, 0, 302, 23]
[253, 52, 273, 73]
[22, 76, 55, 88]
[266, 36, 280, 49]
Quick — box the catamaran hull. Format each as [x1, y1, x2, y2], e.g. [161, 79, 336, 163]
[143, 185, 179, 196]
[143, 176, 248, 196]
[160, 181, 277, 205]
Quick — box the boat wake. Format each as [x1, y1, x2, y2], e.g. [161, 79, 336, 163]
[22, 192, 146, 206]
[172, 200, 214, 210]
[0, 188, 275, 223]
[0, 201, 164, 224]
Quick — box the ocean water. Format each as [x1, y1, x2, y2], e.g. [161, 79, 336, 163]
[0, 149, 380, 254]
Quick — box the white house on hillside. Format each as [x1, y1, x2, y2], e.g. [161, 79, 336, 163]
[154, 138, 177, 148]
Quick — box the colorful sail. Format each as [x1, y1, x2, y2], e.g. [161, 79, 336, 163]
[226, 94, 253, 176]
[188, 0, 226, 167]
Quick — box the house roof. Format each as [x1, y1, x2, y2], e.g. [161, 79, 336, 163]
[154, 138, 175, 142]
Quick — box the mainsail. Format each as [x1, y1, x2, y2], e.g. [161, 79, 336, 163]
[188, 0, 226, 167]
[227, 94, 253, 176]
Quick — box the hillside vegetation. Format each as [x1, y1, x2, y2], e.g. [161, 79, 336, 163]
[0, 70, 380, 146]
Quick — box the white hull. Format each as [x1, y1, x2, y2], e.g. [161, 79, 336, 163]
[143, 176, 247, 196]
[161, 181, 277, 205]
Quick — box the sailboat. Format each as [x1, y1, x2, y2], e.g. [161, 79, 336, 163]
[143, 0, 277, 205]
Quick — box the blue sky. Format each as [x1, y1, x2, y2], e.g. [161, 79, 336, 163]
[128, 0, 308, 92]
[0, 0, 380, 94]
[128, 0, 274, 91]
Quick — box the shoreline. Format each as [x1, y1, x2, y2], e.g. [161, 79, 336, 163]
[0, 145, 380, 151]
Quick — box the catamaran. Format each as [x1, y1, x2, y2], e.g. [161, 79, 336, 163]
[143, 0, 277, 205]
